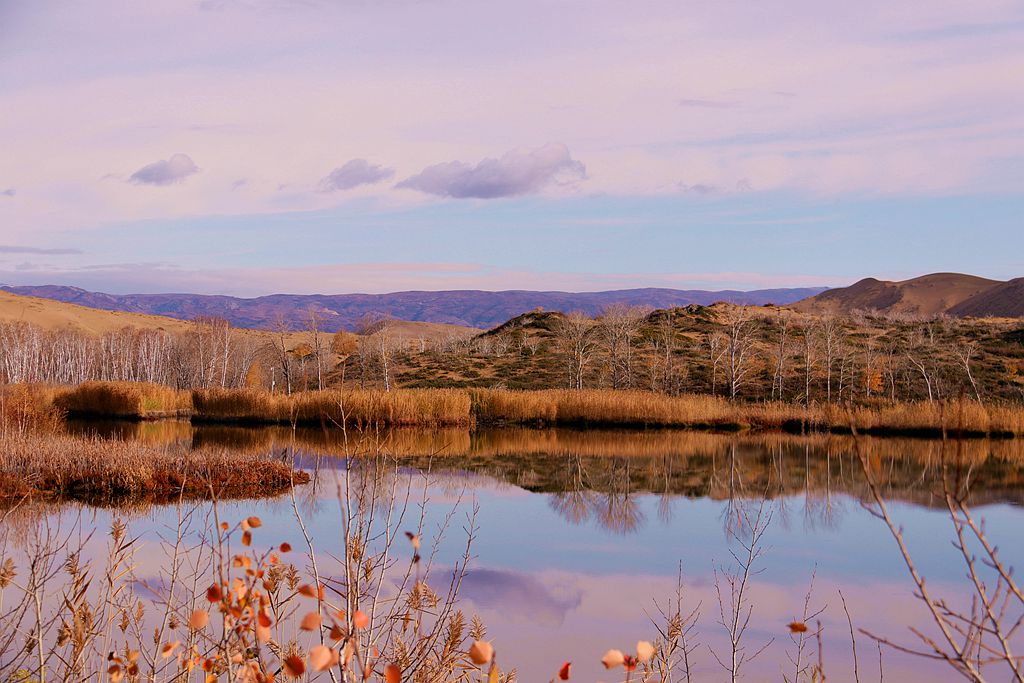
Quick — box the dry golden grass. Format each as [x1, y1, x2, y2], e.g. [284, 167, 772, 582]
[54, 381, 191, 419]
[0, 432, 306, 502]
[8, 381, 1024, 436]
[192, 387, 472, 427]
[471, 389, 1024, 436]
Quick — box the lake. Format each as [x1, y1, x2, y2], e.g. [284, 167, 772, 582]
[7, 421, 1024, 682]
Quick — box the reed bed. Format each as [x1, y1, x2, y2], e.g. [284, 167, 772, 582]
[0, 432, 306, 503]
[7, 381, 1024, 436]
[54, 380, 191, 419]
[192, 387, 472, 426]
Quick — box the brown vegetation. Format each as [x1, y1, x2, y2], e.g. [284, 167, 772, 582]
[54, 380, 190, 419]
[0, 433, 306, 503]
[191, 386, 472, 426]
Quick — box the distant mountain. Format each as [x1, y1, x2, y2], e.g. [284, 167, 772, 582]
[949, 278, 1024, 318]
[0, 284, 828, 331]
[792, 273, 1021, 318]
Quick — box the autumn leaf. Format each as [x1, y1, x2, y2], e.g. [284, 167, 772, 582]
[384, 663, 402, 683]
[300, 612, 322, 631]
[558, 661, 571, 680]
[601, 649, 624, 670]
[188, 609, 209, 630]
[309, 645, 338, 672]
[282, 654, 306, 678]
[247, 516, 263, 528]
[788, 621, 809, 633]
[206, 584, 223, 603]
[468, 640, 494, 665]
[353, 610, 370, 629]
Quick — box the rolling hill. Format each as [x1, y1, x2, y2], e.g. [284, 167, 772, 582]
[0, 290, 477, 343]
[0, 285, 827, 331]
[792, 273, 1020, 318]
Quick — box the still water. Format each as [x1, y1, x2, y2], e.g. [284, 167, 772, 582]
[21, 422, 1024, 680]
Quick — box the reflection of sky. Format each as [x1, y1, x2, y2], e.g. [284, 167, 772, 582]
[19, 466, 1024, 682]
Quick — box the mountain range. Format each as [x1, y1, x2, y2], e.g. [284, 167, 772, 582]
[0, 285, 827, 331]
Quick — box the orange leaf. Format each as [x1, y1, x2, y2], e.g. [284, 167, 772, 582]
[188, 609, 209, 630]
[353, 610, 370, 629]
[298, 584, 321, 599]
[206, 584, 223, 603]
[309, 645, 338, 672]
[280, 542, 292, 553]
[558, 661, 571, 680]
[242, 531, 252, 547]
[384, 663, 402, 683]
[160, 641, 179, 659]
[282, 654, 305, 678]
[468, 640, 493, 665]
[247, 516, 263, 528]
[601, 649, 624, 670]
[788, 621, 809, 633]
[300, 612, 322, 631]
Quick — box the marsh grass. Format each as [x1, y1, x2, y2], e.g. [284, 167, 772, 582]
[191, 386, 472, 426]
[9, 381, 1024, 436]
[0, 433, 307, 503]
[54, 381, 190, 419]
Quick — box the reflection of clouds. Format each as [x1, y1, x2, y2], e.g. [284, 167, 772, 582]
[460, 568, 582, 627]
[490, 569, 959, 683]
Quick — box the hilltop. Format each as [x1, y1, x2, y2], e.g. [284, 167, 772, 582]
[0, 290, 477, 343]
[792, 273, 1021, 318]
[0, 284, 827, 331]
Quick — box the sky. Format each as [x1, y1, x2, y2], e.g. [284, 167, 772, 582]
[0, 0, 1022, 296]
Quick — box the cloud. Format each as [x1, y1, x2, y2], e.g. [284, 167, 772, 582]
[460, 568, 582, 626]
[397, 143, 586, 199]
[0, 245, 83, 255]
[678, 98, 735, 109]
[318, 159, 394, 192]
[128, 154, 200, 186]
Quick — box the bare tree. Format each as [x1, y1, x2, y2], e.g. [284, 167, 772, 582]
[770, 309, 792, 401]
[305, 307, 327, 391]
[953, 340, 983, 402]
[552, 311, 598, 390]
[703, 332, 728, 397]
[599, 303, 649, 389]
[723, 308, 757, 400]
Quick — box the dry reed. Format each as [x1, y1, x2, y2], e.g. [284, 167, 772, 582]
[54, 380, 190, 419]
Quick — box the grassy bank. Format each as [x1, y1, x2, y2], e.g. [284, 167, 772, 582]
[53, 380, 190, 419]
[191, 386, 472, 426]
[10, 382, 1024, 437]
[0, 432, 307, 503]
[470, 389, 1024, 436]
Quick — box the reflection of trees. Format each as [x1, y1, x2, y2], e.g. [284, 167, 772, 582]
[548, 455, 595, 525]
[68, 421, 1024, 535]
[548, 455, 645, 534]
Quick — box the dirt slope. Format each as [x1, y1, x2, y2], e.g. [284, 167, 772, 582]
[792, 273, 1004, 317]
[949, 278, 1024, 318]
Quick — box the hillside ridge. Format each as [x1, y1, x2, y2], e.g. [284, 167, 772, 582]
[1, 284, 827, 331]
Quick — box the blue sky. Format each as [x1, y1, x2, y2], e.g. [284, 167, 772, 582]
[1, 1, 1022, 295]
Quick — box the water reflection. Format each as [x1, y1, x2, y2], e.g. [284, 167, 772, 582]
[8, 422, 1024, 682]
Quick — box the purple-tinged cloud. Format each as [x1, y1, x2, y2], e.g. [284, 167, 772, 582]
[0, 245, 83, 255]
[0, 188, 14, 197]
[678, 98, 734, 109]
[129, 154, 199, 186]
[397, 143, 586, 199]
[318, 159, 394, 192]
